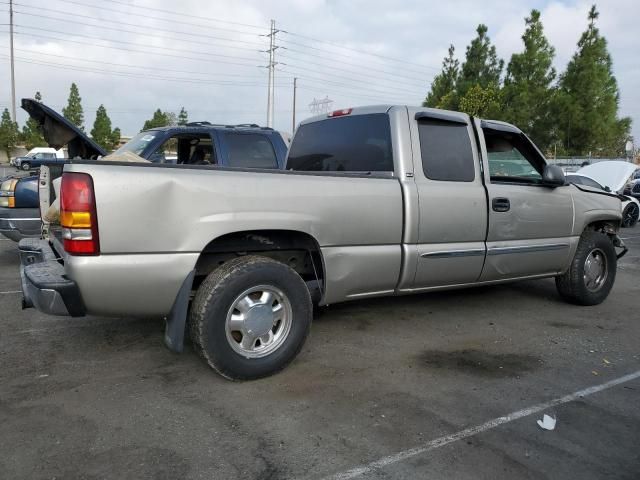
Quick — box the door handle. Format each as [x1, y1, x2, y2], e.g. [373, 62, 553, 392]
[492, 197, 510, 212]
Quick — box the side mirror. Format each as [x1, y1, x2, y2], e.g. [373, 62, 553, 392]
[542, 165, 565, 187]
[604, 186, 611, 192]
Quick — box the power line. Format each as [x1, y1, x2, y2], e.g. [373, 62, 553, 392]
[12, 24, 263, 63]
[276, 62, 424, 97]
[12, 48, 271, 78]
[278, 51, 428, 93]
[13, 9, 268, 51]
[6, 29, 264, 69]
[0, 53, 293, 87]
[30, 0, 266, 37]
[281, 29, 438, 72]
[279, 42, 430, 85]
[83, 0, 266, 30]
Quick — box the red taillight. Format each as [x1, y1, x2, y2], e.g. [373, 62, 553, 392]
[60, 172, 100, 255]
[328, 108, 352, 118]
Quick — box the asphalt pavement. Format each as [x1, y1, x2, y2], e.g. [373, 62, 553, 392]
[0, 227, 639, 479]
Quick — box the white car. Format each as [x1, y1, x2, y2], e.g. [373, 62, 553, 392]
[568, 161, 640, 228]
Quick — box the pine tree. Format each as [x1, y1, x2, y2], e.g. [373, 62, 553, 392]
[178, 107, 188, 125]
[142, 109, 172, 131]
[423, 45, 459, 109]
[502, 10, 557, 151]
[90, 105, 120, 151]
[0, 108, 20, 159]
[62, 83, 84, 130]
[457, 24, 504, 100]
[21, 91, 47, 150]
[557, 5, 631, 156]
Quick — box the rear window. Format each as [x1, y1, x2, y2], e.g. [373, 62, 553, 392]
[418, 119, 475, 182]
[225, 133, 278, 169]
[287, 114, 393, 172]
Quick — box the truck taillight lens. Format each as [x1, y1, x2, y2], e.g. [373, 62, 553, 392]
[60, 172, 100, 255]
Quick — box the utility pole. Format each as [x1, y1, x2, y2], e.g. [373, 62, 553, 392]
[9, 0, 17, 121]
[292, 77, 297, 132]
[265, 19, 278, 128]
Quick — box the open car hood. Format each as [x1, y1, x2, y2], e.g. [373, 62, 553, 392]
[576, 161, 638, 194]
[21, 98, 106, 159]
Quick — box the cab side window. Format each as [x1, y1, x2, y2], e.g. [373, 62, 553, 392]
[418, 119, 475, 182]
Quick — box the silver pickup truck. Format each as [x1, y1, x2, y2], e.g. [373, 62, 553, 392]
[20, 105, 628, 380]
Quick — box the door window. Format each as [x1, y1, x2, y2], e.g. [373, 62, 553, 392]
[418, 119, 475, 182]
[224, 133, 278, 168]
[484, 131, 543, 183]
[149, 134, 214, 164]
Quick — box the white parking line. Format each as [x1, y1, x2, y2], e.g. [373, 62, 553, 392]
[322, 370, 640, 480]
[0, 290, 21, 294]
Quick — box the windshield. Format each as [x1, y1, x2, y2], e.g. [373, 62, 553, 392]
[112, 131, 159, 157]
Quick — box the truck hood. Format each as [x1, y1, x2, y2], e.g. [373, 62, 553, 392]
[576, 161, 637, 194]
[21, 98, 107, 159]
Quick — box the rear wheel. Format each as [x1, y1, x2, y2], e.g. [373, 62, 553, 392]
[555, 230, 617, 305]
[622, 202, 639, 228]
[189, 255, 312, 380]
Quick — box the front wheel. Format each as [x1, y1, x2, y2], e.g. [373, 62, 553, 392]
[189, 255, 312, 380]
[622, 202, 639, 228]
[555, 230, 617, 306]
[21, 162, 31, 171]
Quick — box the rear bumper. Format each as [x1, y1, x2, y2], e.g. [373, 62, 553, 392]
[19, 238, 86, 317]
[0, 207, 41, 242]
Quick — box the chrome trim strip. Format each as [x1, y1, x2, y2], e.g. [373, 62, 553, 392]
[487, 243, 569, 256]
[421, 249, 486, 258]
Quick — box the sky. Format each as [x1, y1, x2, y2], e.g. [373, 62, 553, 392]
[1, 0, 638, 143]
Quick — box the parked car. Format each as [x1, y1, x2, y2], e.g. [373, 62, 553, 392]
[0, 98, 288, 242]
[11, 147, 65, 170]
[20, 105, 626, 380]
[571, 161, 640, 228]
[566, 176, 639, 228]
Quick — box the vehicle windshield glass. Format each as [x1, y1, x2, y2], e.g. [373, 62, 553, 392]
[113, 131, 159, 156]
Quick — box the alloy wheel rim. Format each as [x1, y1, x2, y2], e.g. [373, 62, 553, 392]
[623, 204, 639, 227]
[583, 248, 608, 292]
[225, 285, 292, 358]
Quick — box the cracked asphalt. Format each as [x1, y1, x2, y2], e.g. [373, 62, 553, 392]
[0, 223, 639, 479]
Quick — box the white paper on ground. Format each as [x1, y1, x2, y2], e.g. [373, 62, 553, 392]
[537, 414, 557, 430]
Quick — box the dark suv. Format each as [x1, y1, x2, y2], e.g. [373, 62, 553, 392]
[1, 99, 289, 242]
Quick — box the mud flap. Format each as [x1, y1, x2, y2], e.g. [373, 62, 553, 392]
[164, 269, 195, 353]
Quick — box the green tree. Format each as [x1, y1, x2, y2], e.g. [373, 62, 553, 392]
[457, 24, 504, 101]
[21, 91, 47, 150]
[177, 107, 188, 125]
[556, 5, 631, 156]
[459, 84, 502, 118]
[0, 108, 20, 159]
[502, 10, 557, 151]
[423, 45, 459, 109]
[142, 109, 172, 131]
[90, 104, 120, 151]
[62, 83, 84, 130]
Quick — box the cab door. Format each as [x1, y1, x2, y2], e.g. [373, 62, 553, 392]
[407, 109, 488, 290]
[477, 120, 574, 281]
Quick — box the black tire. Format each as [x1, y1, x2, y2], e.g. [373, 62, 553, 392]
[621, 202, 639, 228]
[555, 230, 617, 306]
[21, 162, 30, 171]
[189, 255, 312, 380]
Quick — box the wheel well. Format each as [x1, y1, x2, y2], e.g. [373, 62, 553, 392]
[586, 220, 620, 235]
[194, 230, 325, 297]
